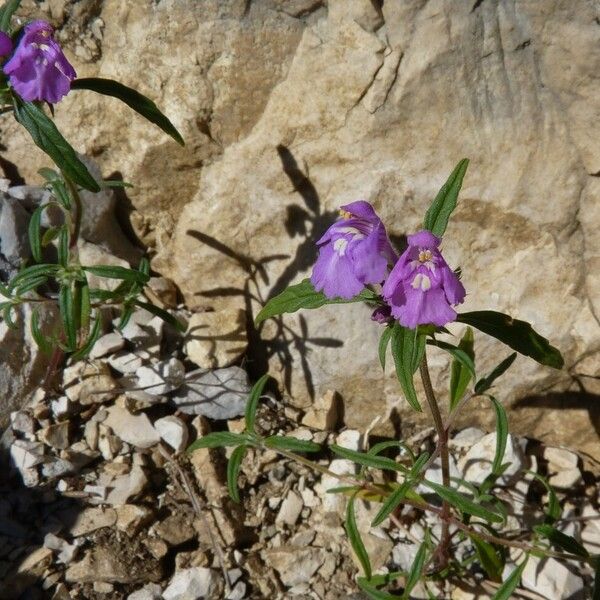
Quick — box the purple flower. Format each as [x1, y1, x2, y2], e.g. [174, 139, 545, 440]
[382, 230, 465, 329]
[3, 20, 76, 103]
[0, 32, 12, 57]
[311, 201, 396, 299]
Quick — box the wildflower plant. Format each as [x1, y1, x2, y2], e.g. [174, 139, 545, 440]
[0, 0, 184, 384]
[188, 159, 600, 598]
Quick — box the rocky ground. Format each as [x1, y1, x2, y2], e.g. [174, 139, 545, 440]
[1, 291, 599, 599]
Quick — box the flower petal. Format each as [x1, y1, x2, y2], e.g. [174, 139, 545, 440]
[310, 243, 364, 299]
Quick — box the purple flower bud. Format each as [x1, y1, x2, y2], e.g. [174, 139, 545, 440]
[371, 305, 392, 324]
[310, 201, 397, 299]
[382, 230, 465, 329]
[0, 32, 12, 57]
[3, 20, 76, 103]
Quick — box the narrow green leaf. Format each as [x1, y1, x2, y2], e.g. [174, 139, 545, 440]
[534, 524, 589, 558]
[187, 432, 248, 452]
[346, 493, 372, 579]
[357, 578, 399, 600]
[372, 480, 413, 527]
[423, 158, 469, 237]
[101, 179, 133, 189]
[529, 472, 561, 524]
[133, 300, 185, 332]
[475, 353, 517, 394]
[488, 396, 508, 477]
[492, 558, 528, 600]
[71, 78, 184, 146]
[429, 338, 475, 383]
[30, 307, 52, 354]
[471, 536, 504, 583]
[410, 452, 430, 476]
[390, 323, 424, 411]
[424, 481, 503, 523]
[10, 264, 59, 289]
[457, 311, 563, 369]
[41, 226, 61, 247]
[71, 314, 103, 361]
[449, 327, 475, 409]
[378, 325, 393, 370]
[2, 304, 17, 328]
[245, 373, 270, 434]
[28, 206, 43, 263]
[117, 304, 134, 330]
[326, 485, 361, 495]
[227, 445, 246, 503]
[83, 265, 149, 283]
[14, 275, 47, 295]
[78, 277, 91, 332]
[403, 542, 428, 600]
[59, 283, 76, 350]
[331, 444, 407, 473]
[38, 167, 60, 182]
[264, 435, 321, 453]
[57, 224, 69, 267]
[12, 97, 100, 192]
[255, 278, 377, 324]
[0, 0, 21, 33]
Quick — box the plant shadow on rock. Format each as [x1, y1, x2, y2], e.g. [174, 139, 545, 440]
[186, 144, 343, 400]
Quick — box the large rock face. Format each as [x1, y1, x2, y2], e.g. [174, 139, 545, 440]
[3, 1, 600, 452]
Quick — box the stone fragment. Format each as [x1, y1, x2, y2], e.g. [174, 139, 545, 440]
[146, 276, 178, 308]
[78, 241, 132, 292]
[0, 196, 31, 263]
[127, 583, 163, 600]
[43, 533, 79, 564]
[172, 366, 250, 419]
[119, 309, 163, 345]
[136, 358, 186, 396]
[154, 416, 189, 453]
[115, 504, 154, 535]
[105, 466, 149, 506]
[162, 567, 222, 600]
[89, 332, 125, 359]
[10, 410, 36, 435]
[522, 556, 583, 599]
[336, 429, 361, 451]
[10, 439, 45, 471]
[545, 445, 579, 470]
[50, 396, 71, 419]
[69, 507, 117, 537]
[301, 390, 341, 431]
[38, 421, 70, 450]
[450, 427, 485, 449]
[185, 308, 247, 369]
[84, 420, 99, 451]
[155, 510, 196, 546]
[104, 405, 161, 449]
[63, 361, 118, 405]
[98, 425, 123, 460]
[8, 546, 53, 596]
[276, 491, 303, 527]
[459, 433, 525, 484]
[108, 351, 144, 375]
[226, 581, 247, 600]
[265, 546, 326, 587]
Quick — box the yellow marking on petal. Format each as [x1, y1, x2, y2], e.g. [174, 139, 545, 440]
[339, 209, 352, 220]
[411, 273, 431, 291]
[418, 250, 433, 263]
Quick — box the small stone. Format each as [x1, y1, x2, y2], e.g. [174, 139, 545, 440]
[63, 361, 118, 405]
[108, 351, 144, 375]
[336, 429, 361, 451]
[162, 567, 222, 600]
[50, 396, 71, 419]
[84, 420, 99, 451]
[104, 405, 160, 449]
[43, 533, 79, 564]
[98, 425, 123, 460]
[69, 507, 117, 537]
[145, 538, 169, 559]
[450, 427, 485, 448]
[276, 491, 303, 527]
[11, 547, 53, 594]
[545, 446, 579, 470]
[118, 309, 163, 345]
[226, 581, 247, 600]
[127, 583, 163, 600]
[38, 422, 70, 450]
[136, 358, 186, 396]
[522, 556, 583, 599]
[301, 390, 341, 431]
[146, 276, 178, 308]
[155, 511, 196, 546]
[116, 504, 154, 535]
[94, 582, 115, 594]
[549, 467, 582, 489]
[41, 458, 76, 479]
[459, 433, 525, 484]
[265, 546, 326, 587]
[10, 411, 36, 435]
[154, 416, 189, 453]
[89, 332, 125, 359]
[0, 196, 31, 263]
[105, 466, 149, 506]
[172, 367, 251, 419]
[185, 308, 247, 369]
[10, 440, 45, 471]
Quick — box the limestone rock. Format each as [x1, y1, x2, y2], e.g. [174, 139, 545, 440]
[69, 507, 117, 537]
[162, 567, 222, 600]
[104, 405, 161, 449]
[185, 308, 247, 369]
[264, 546, 327, 587]
[154, 415, 189, 453]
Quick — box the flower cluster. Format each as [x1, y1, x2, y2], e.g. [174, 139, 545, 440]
[1, 20, 76, 103]
[311, 202, 465, 328]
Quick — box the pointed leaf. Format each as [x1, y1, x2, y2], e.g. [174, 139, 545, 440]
[471, 536, 504, 583]
[30, 307, 52, 354]
[371, 480, 413, 527]
[449, 327, 475, 409]
[378, 325, 393, 370]
[57, 224, 69, 267]
[83, 265, 149, 283]
[423, 158, 469, 237]
[492, 558, 528, 600]
[12, 97, 100, 192]
[475, 352, 517, 394]
[28, 206, 43, 263]
[133, 300, 185, 332]
[390, 323, 425, 411]
[245, 373, 270, 434]
[264, 435, 321, 453]
[403, 541, 428, 599]
[59, 283, 76, 351]
[331, 444, 407, 473]
[227, 445, 246, 503]
[457, 311, 563, 369]
[71, 78, 184, 146]
[534, 524, 589, 558]
[346, 493, 372, 579]
[357, 578, 399, 600]
[0, 0, 21, 33]
[71, 314, 103, 361]
[255, 278, 377, 324]
[488, 395, 508, 477]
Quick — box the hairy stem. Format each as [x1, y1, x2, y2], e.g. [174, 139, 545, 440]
[419, 351, 451, 570]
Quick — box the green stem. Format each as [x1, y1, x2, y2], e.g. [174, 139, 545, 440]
[64, 175, 83, 249]
[419, 351, 452, 570]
